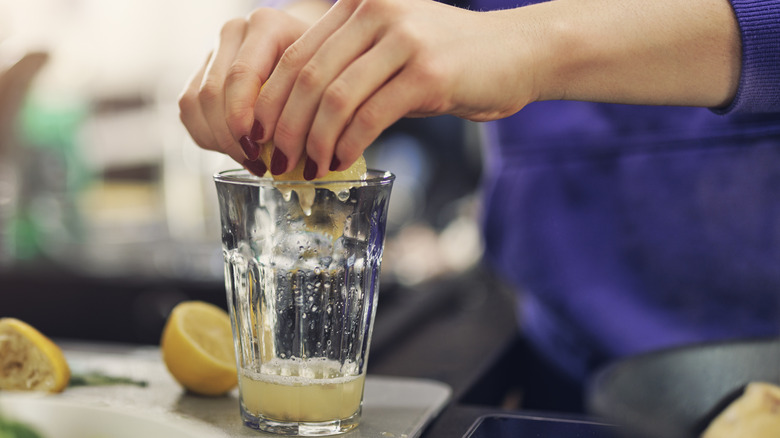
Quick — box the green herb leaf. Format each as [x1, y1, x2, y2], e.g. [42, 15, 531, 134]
[68, 372, 147, 388]
[0, 416, 45, 438]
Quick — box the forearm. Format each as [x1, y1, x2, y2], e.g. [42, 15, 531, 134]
[521, 0, 742, 109]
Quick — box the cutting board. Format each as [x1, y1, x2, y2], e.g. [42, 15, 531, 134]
[0, 343, 451, 438]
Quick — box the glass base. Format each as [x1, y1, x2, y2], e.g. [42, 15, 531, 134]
[241, 407, 361, 436]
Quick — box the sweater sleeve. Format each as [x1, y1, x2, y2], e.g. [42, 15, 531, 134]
[715, 0, 780, 114]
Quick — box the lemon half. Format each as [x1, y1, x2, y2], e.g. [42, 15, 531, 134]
[258, 143, 367, 183]
[160, 301, 237, 396]
[257, 144, 367, 215]
[0, 318, 71, 393]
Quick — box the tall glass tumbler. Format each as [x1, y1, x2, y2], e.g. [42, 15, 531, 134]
[214, 169, 394, 436]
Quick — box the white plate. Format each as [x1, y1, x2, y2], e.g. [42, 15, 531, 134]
[0, 393, 213, 438]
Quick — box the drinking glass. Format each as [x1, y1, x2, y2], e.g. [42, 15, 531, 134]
[215, 168, 394, 436]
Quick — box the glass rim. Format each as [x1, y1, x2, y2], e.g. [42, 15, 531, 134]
[213, 168, 395, 187]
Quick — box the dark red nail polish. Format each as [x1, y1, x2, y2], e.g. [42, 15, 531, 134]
[303, 158, 318, 181]
[329, 156, 341, 171]
[239, 135, 260, 161]
[249, 119, 264, 142]
[243, 158, 267, 176]
[270, 149, 288, 175]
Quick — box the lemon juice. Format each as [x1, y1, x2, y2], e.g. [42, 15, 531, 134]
[239, 358, 365, 423]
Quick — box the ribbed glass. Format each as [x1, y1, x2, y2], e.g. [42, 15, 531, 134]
[215, 169, 394, 436]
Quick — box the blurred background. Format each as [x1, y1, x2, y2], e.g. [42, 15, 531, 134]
[0, 0, 512, 350]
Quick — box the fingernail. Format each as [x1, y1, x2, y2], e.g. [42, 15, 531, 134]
[243, 158, 267, 176]
[303, 157, 318, 181]
[249, 119, 264, 142]
[270, 148, 288, 175]
[329, 155, 341, 171]
[239, 136, 260, 161]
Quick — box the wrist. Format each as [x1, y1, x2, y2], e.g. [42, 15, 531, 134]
[519, 0, 606, 104]
[493, 2, 579, 105]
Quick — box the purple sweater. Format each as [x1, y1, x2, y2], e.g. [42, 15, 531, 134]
[476, 0, 780, 380]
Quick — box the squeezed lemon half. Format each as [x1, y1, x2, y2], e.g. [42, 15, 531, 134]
[160, 301, 237, 396]
[257, 144, 367, 215]
[702, 382, 780, 438]
[0, 318, 71, 393]
[257, 144, 367, 183]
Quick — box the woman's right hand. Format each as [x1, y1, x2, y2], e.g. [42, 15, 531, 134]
[177, 7, 313, 173]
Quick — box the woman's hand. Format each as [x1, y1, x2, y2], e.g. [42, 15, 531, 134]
[251, 0, 540, 179]
[177, 7, 314, 173]
[179, 0, 740, 178]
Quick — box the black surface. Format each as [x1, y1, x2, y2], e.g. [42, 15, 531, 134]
[367, 266, 520, 400]
[421, 405, 615, 438]
[587, 338, 780, 438]
[0, 264, 221, 344]
[464, 414, 617, 438]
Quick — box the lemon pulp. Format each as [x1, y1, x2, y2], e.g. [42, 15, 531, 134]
[0, 318, 71, 393]
[256, 143, 367, 215]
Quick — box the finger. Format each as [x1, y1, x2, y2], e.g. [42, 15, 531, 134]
[306, 35, 408, 178]
[274, 14, 381, 178]
[334, 69, 422, 170]
[225, 9, 305, 147]
[179, 54, 220, 151]
[254, 0, 359, 174]
[199, 18, 248, 163]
